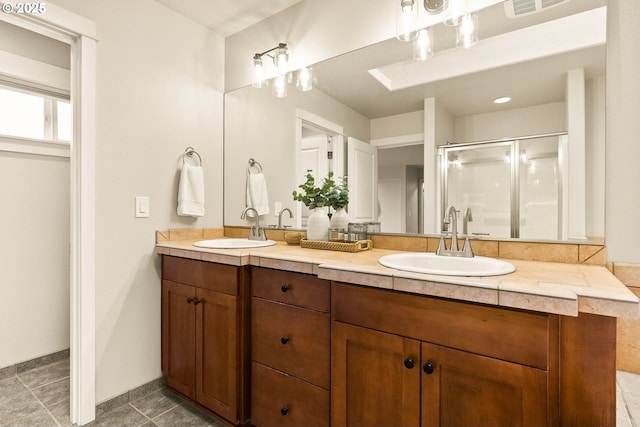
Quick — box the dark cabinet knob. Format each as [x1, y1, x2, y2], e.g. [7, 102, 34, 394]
[193, 298, 201, 305]
[280, 406, 289, 416]
[187, 297, 194, 304]
[423, 362, 435, 374]
[404, 358, 415, 369]
[281, 336, 289, 345]
[281, 284, 290, 292]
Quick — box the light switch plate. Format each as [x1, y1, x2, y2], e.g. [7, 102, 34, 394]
[135, 196, 150, 218]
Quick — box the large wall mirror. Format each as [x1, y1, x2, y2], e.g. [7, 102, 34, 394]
[224, 0, 606, 243]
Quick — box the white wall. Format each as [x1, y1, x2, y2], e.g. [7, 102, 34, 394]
[0, 152, 70, 368]
[606, 0, 640, 263]
[46, 0, 225, 403]
[453, 102, 566, 142]
[371, 111, 423, 140]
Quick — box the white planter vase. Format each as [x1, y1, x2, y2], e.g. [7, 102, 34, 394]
[330, 207, 350, 231]
[306, 207, 330, 241]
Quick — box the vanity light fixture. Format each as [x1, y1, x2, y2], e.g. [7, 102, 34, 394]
[252, 43, 289, 88]
[252, 43, 314, 97]
[397, 0, 480, 59]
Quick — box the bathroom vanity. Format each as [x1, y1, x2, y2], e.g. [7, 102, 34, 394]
[157, 233, 638, 427]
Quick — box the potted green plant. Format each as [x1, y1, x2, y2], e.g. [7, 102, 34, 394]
[293, 170, 332, 240]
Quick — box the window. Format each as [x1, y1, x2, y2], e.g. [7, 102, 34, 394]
[0, 85, 71, 142]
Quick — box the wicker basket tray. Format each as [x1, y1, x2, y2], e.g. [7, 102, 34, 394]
[300, 238, 372, 252]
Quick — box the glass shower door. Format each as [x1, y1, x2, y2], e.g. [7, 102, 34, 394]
[439, 134, 563, 240]
[440, 142, 513, 239]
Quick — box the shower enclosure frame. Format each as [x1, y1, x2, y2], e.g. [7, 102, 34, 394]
[437, 131, 567, 240]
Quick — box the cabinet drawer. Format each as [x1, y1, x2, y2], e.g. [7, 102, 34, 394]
[333, 282, 552, 369]
[163, 256, 238, 295]
[252, 267, 330, 312]
[252, 298, 330, 389]
[252, 362, 329, 427]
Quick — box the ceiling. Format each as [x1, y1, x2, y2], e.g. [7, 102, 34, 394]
[153, 0, 302, 37]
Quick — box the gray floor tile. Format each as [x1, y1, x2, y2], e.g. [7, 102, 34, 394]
[18, 360, 69, 389]
[153, 403, 216, 427]
[32, 377, 70, 407]
[0, 393, 45, 424]
[130, 389, 181, 419]
[617, 370, 640, 426]
[48, 398, 72, 427]
[0, 403, 57, 427]
[94, 403, 150, 427]
[0, 377, 31, 406]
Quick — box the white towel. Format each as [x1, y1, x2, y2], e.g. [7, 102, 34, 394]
[177, 163, 205, 217]
[245, 172, 269, 216]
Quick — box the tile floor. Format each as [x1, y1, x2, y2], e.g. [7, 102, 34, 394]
[0, 358, 227, 427]
[1, 357, 639, 426]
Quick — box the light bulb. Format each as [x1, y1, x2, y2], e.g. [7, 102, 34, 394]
[413, 28, 434, 61]
[396, 0, 418, 41]
[272, 74, 287, 98]
[252, 55, 268, 88]
[274, 43, 289, 76]
[456, 12, 478, 49]
[296, 67, 313, 92]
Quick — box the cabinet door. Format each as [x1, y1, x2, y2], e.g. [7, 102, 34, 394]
[161, 280, 196, 399]
[332, 322, 420, 427]
[195, 287, 238, 422]
[421, 342, 548, 427]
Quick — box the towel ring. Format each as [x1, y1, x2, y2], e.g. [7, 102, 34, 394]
[247, 158, 262, 174]
[184, 147, 202, 166]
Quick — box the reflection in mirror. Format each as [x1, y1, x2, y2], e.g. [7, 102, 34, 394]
[224, 0, 606, 242]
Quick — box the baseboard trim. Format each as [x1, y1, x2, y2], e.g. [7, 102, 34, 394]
[0, 348, 70, 382]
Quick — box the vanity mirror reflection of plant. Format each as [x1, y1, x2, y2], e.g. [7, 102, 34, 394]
[292, 170, 348, 210]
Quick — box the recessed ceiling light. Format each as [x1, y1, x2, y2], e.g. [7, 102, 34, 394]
[493, 96, 512, 104]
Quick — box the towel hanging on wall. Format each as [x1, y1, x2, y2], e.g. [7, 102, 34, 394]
[245, 158, 269, 216]
[178, 147, 205, 217]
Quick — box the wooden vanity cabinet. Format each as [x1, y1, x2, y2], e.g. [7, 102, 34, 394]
[250, 267, 331, 427]
[332, 282, 557, 427]
[161, 256, 250, 426]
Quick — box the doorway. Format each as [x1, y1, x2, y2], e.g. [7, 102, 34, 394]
[0, 7, 97, 426]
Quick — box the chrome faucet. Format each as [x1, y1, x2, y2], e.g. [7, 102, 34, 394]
[461, 207, 474, 257]
[436, 205, 474, 257]
[241, 207, 267, 241]
[278, 208, 293, 229]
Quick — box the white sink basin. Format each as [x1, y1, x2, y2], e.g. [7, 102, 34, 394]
[194, 238, 276, 249]
[379, 253, 515, 277]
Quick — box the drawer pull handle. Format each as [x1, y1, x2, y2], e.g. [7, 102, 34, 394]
[193, 298, 202, 305]
[423, 362, 435, 374]
[280, 336, 289, 345]
[281, 284, 290, 293]
[280, 406, 289, 416]
[404, 358, 415, 369]
[186, 297, 194, 304]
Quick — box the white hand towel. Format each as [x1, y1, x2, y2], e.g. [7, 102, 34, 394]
[245, 172, 269, 216]
[178, 163, 205, 217]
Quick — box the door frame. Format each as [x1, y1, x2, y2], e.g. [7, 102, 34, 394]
[0, 5, 97, 425]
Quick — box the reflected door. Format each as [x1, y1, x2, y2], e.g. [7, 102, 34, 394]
[347, 137, 378, 223]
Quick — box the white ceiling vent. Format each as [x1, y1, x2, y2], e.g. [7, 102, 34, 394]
[504, 0, 571, 18]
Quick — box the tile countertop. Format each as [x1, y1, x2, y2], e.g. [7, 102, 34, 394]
[155, 239, 640, 319]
